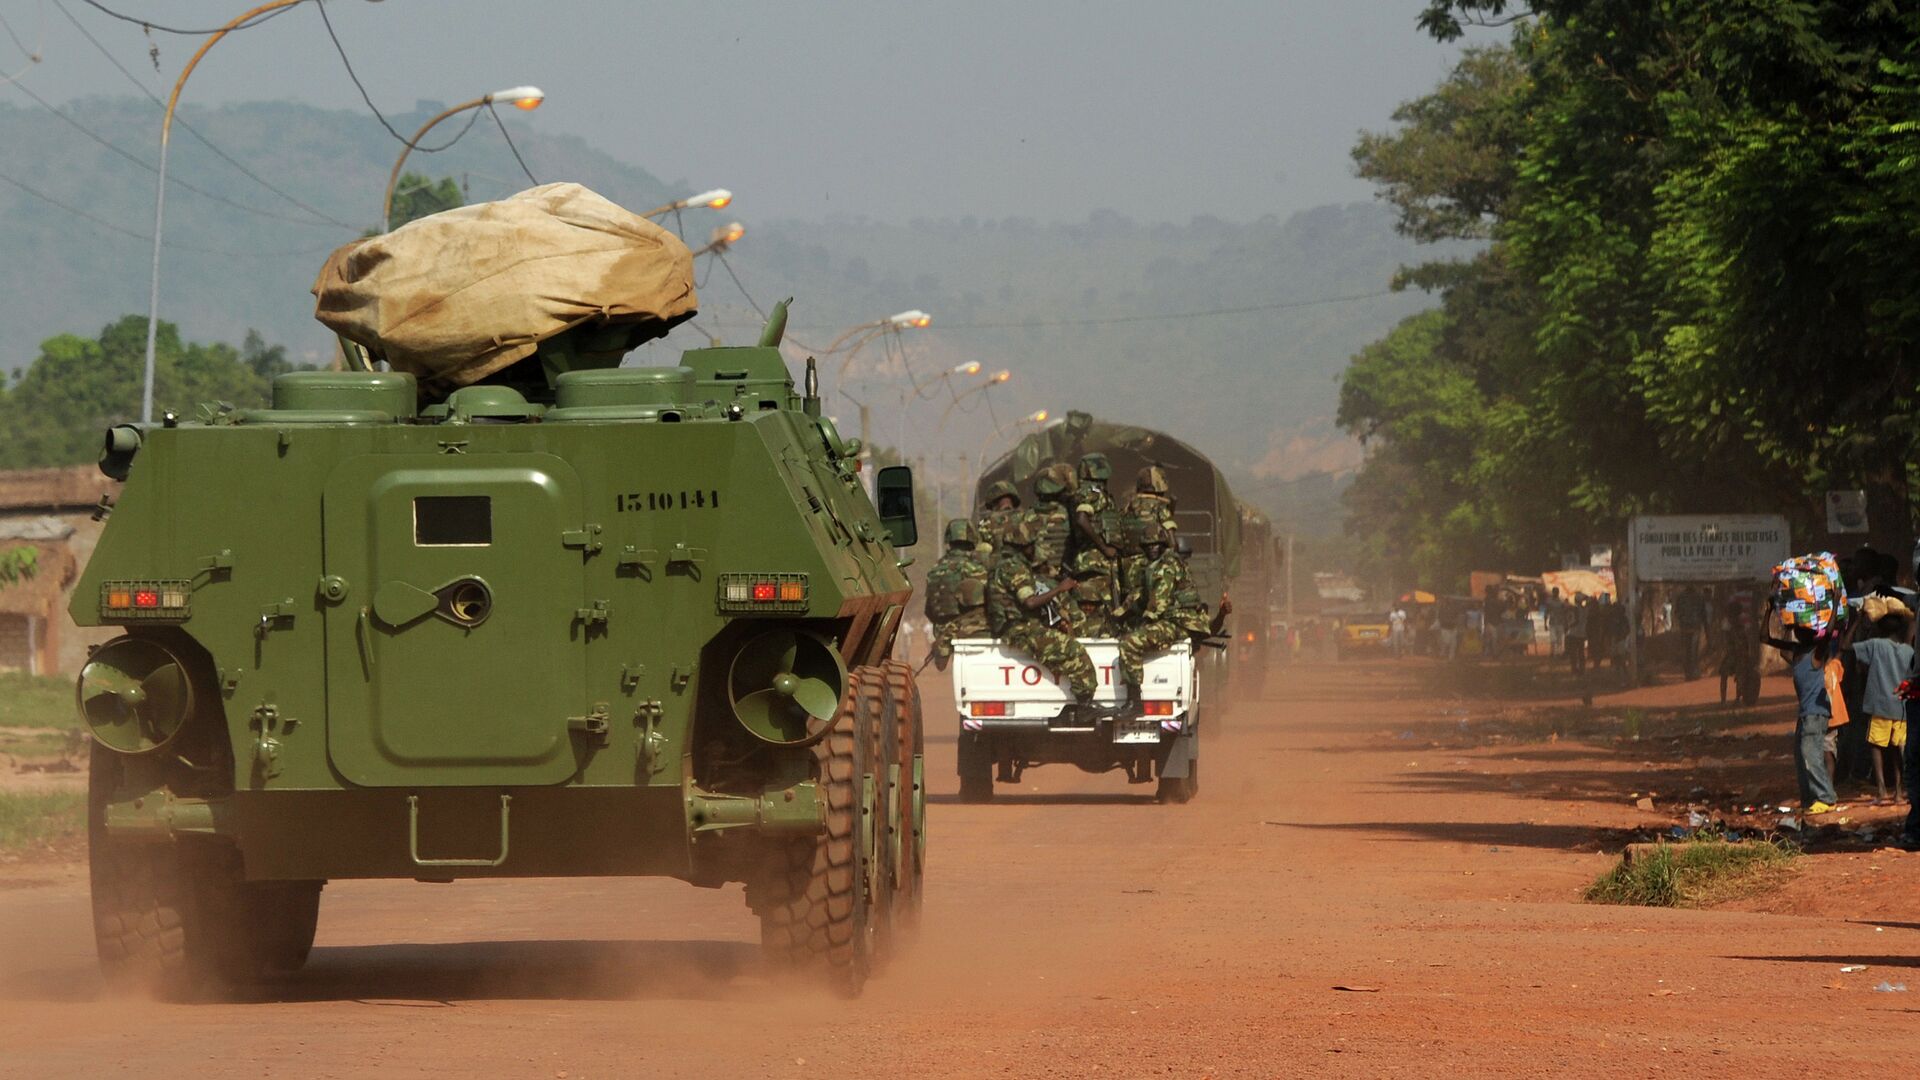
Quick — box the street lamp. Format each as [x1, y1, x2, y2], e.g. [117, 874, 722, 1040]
[974, 409, 1053, 479]
[937, 368, 1012, 431]
[382, 85, 546, 230]
[143, 0, 385, 424]
[643, 188, 733, 219]
[829, 309, 934, 386]
[692, 221, 746, 256]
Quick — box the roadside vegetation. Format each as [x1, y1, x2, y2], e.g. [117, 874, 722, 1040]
[0, 790, 85, 854]
[1587, 838, 1798, 908]
[0, 671, 82, 758]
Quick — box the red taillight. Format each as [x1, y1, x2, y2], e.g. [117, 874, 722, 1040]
[751, 582, 777, 601]
[970, 701, 1008, 717]
[1142, 700, 1175, 716]
[133, 590, 161, 609]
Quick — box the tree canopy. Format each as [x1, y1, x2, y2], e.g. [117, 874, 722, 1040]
[1341, 2, 1920, 592]
[0, 316, 288, 470]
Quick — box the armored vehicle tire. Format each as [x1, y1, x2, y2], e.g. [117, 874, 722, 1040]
[956, 733, 994, 803]
[89, 748, 325, 997]
[854, 672, 897, 969]
[1156, 758, 1199, 804]
[750, 667, 883, 997]
[880, 660, 926, 934]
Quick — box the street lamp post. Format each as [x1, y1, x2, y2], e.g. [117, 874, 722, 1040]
[642, 189, 733, 219]
[692, 221, 745, 256]
[143, 0, 343, 424]
[382, 85, 545, 230]
[830, 310, 932, 387]
[975, 409, 1052, 479]
[936, 368, 1011, 432]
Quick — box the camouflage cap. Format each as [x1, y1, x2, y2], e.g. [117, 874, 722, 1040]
[1077, 452, 1112, 482]
[1032, 462, 1076, 498]
[944, 518, 978, 546]
[1136, 464, 1169, 494]
[983, 479, 1020, 506]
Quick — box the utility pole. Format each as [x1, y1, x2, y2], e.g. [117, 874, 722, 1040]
[1285, 532, 1296, 628]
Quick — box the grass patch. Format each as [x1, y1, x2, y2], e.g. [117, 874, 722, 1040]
[0, 790, 86, 852]
[0, 670, 77, 730]
[1586, 838, 1797, 907]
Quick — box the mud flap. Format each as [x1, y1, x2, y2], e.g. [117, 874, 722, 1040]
[1157, 729, 1197, 779]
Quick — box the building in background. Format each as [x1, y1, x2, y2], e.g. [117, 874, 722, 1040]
[0, 467, 117, 675]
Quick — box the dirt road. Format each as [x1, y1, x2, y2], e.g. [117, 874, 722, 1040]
[3, 661, 1917, 1078]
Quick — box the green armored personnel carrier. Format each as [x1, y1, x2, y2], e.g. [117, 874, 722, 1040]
[73, 188, 923, 998]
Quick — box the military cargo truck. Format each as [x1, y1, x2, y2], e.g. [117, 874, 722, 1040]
[973, 410, 1246, 701]
[76, 270, 922, 994]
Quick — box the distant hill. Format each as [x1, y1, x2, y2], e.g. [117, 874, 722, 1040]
[0, 96, 1450, 503]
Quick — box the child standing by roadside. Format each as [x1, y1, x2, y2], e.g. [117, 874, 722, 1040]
[1766, 622, 1841, 814]
[1846, 599, 1913, 805]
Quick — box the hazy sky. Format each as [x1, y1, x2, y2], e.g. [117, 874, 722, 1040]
[10, 0, 1490, 224]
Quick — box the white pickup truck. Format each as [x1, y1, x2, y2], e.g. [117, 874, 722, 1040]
[947, 637, 1200, 804]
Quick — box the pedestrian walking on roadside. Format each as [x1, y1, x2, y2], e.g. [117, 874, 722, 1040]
[1846, 599, 1913, 805]
[1765, 621, 1841, 814]
[1566, 594, 1590, 675]
[1388, 605, 1409, 658]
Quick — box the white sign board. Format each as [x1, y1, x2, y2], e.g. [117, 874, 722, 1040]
[1630, 514, 1791, 582]
[1826, 490, 1868, 534]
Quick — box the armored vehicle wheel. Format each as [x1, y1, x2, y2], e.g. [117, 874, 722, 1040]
[750, 668, 883, 996]
[1156, 758, 1198, 804]
[956, 732, 994, 803]
[89, 747, 326, 998]
[854, 672, 897, 967]
[880, 660, 925, 933]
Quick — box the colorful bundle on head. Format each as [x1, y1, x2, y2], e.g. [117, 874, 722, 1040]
[1771, 552, 1849, 631]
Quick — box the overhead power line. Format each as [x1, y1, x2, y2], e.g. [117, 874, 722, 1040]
[314, 0, 465, 153]
[924, 290, 1398, 330]
[0, 163, 339, 257]
[50, 0, 361, 230]
[485, 102, 537, 185]
[75, 0, 302, 36]
[5, 75, 348, 229]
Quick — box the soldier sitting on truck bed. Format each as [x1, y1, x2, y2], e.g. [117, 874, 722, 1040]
[987, 517, 1104, 725]
[1029, 463, 1077, 576]
[1070, 452, 1122, 637]
[924, 519, 990, 670]
[1118, 522, 1233, 710]
[1117, 465, 1180, 611]
[974, 480, 1023, 556]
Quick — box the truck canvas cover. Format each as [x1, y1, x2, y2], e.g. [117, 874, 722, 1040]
[312, 183, 698, 395]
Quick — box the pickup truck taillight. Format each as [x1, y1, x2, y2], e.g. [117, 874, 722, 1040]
[1142, 700, 1175, 716]
[969, 702, 1008, 717]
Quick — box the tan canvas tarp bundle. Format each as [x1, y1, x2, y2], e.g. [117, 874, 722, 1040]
[312, 183, 697, 392]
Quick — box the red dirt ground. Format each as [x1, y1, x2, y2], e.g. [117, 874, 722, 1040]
[2, 659, 1917, 1078]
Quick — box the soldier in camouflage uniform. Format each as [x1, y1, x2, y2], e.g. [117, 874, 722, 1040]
[1115, 465, 1180, 628]
[1069, 452, 1122, 636]
[987, 517, 1101, 720]
[923, 519, 990, 670]
[1117, 522, 1232, 708]
[974, 480, 1022, 556]
[1028, 463, 1077, 576]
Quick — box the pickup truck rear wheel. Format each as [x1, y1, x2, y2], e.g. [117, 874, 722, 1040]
[957, 732, 994, 803]
[750, 667, 879, 997]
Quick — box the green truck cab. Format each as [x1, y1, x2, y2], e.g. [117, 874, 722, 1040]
[74, 307, 923, 997]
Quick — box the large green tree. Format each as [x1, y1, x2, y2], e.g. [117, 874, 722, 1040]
[0, 316, 284, 469]
[1342, 3, 1920, 591]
